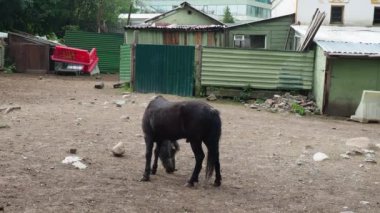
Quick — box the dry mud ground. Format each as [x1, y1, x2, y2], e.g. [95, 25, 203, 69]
[0, 73, 379, 213]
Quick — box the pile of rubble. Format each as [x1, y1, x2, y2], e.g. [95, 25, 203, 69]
[245, 93, 319, 115]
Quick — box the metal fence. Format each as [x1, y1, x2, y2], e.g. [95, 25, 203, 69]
[64, 30, 124, 73]
[201, 47, 315, 90]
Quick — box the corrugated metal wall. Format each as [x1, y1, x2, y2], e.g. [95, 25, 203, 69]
[135, 44, 195, 96]
[64, 30, 124, 73]
[119, 45, 131, 82]
[201, 47, 315, 90]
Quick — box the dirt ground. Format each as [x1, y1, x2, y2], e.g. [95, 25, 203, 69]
[0, 73, 379, 213]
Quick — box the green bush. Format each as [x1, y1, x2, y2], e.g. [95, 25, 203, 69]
[291, 103, 305, 116]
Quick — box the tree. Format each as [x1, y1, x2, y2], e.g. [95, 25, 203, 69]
[0, 0, 135, 35]
[223, 6, 234, 23]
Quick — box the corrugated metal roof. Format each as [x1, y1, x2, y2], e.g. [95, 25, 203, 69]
[291, 25, 380, 43]
[124, 24, 225, 31]
[316, 40, 380, 57]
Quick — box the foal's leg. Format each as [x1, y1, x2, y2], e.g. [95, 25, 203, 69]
[186, 141, 204, 187]
[213, 151, 222, 187]
[141, 136, 154, 181]
[151, 143, 160, 175]
[204, 142, 222, 187]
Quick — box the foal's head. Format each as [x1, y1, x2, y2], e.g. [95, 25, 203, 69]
[159, 140, 179, 173]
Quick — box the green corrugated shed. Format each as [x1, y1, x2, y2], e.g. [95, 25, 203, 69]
[119, 45, 131, 82]
[201, 47, 315, 90]
[64, 30, 124, 73]
[0, 44, 4, 70]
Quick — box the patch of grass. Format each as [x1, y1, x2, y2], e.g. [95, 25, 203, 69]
[124, 82, 133, 92]
[291, 103, 305, 116]
[4, 64, 16, 74]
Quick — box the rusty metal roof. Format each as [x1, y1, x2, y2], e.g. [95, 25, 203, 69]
[124, 24, 225, 31]
[316, 40, 380, 57]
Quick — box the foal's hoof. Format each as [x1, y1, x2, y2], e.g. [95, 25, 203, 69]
[140, 176, 150, 182]
[184, 182, 194, 188]
[151, 170, 157, 175]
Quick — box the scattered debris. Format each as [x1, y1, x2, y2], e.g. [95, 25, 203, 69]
[346, 149, 363, 156]
[246, 93, 319, 115]
[340, 154, 351, 159]
[114, 100, 126, 107]
[112, 142, 125, 157]
[61, 157, 85, 169]
[0, 124, 10, 129]
[94, 82, 104, 89]
[206, 93, 217, 101]
[360, 201, 370, 205]
[313, 152, 329, 161]
[62, 156, 87, 169]
[3, 106, 21, 114]
[113, 82, 125, 89]
[364, 153, 377, 164]
[120, 115, 130, 121]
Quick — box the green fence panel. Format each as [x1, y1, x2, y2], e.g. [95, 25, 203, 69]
[201, 47, 315, 90]
[135, 44, 195, 96]
[64, 30, 124, 73]
[119, 45, 131, 82]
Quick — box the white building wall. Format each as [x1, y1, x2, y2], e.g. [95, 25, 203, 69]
[271, 0, 296, 17]
[296, 0, 377, 26]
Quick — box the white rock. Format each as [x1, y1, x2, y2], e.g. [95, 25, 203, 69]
[62, 156, 87, 169]
[313, 152, 329, 161]
[112, 142, 125, 157]
[72, 161, 87, 169]
[360, 201, 369, 205]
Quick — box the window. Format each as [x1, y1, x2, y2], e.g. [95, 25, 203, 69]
[374, 7, 380, 24]
[233, 34, 266, 49]
[330, 6, 344, 24]
[250, 35, 266, 49]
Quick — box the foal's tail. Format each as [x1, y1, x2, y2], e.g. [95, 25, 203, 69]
[205, 109, 222, 181]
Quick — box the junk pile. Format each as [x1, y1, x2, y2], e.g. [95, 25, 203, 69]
[246, 93, 319, 115]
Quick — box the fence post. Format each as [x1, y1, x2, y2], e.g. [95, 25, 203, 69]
[130, 30, 139, 91]
[194, 45, 203, 97]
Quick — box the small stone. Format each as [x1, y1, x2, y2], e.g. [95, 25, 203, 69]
[359, 164, 364, 168]
[206, 93, 217, 101]
[94, 82, 104, 89]
[112, 142, 125, 157]
[360, 201, 370, 205]
[50, 167, 55, 170]
[0, 206, 4, 211]
[273, 94, 281, 99]
[364, 153, 377, 164]
[120, 115, 130, 121]
[249, 104, 257, 109]
[39, 76, 43, 80]
[70, 149, 77, 154]
[114, 100, 126, 107]
[313, 152, 329, 161]
[0, 124, 10, 129]
[340, 154, 351, 159]
[135, 134, 143, 138]
[122, 94, 131, 99]
[70, 98, 76, 100]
